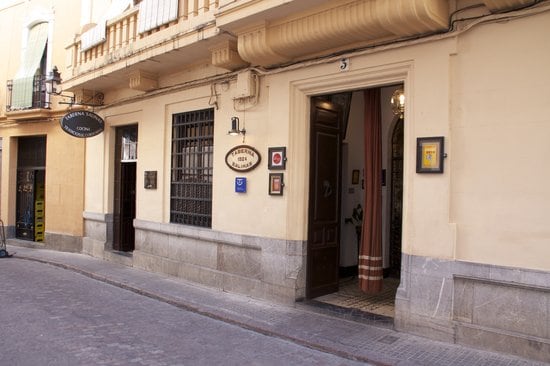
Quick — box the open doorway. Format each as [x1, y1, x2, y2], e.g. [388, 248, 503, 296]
[113, 125, 138, 252]
[306, 86, 404, 320]
[15, 136, 46, 242]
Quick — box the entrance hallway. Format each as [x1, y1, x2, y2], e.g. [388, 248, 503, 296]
[6, 242, 543, 366]
[313, 277, 399, 320]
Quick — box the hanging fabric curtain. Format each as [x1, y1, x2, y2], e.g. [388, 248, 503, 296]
[137, 0, 178, 34]
[10, 22, 49, 110]
[81, 0, 133, 51]
[358, 88, 383, 294]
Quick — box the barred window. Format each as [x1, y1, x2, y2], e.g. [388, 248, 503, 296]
[170, 108, 214, 228]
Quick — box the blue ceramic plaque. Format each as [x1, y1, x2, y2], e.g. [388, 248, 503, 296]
[235, 177, 247, 193]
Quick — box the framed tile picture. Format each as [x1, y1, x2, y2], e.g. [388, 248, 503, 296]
[268, 173, 284, 195]
[416, 136, 444, 173]
[268, 147, 286, 170]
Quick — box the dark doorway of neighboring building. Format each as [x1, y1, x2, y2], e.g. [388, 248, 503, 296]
[16, 136, 46, 242]
[113, 125, 137, 252]
[306, 88, 404, 322]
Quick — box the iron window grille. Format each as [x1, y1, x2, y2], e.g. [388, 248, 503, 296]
[170, 108, 214, 228]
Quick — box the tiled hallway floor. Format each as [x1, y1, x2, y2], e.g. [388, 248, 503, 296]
[314, 277, 400, 319]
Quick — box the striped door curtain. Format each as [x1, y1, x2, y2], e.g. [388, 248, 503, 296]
[359, 88, 383, 294]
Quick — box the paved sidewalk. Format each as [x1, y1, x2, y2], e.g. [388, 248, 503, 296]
[4, 243, 547, 366]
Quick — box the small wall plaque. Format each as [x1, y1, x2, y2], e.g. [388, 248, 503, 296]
[268, 147, 287, 170]
[235, 177, 247, 193]
[225, 145, 261, 172]
[269, 173, 284, 196]
[416, 137, 445, 173]
[144, 171, 157, 189]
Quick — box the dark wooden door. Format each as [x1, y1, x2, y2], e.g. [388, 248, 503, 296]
[119, 162, 136, 251]
[306, 98, 343, 299]
[113, 125, 137, 252]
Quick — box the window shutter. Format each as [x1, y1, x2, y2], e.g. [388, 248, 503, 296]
[137, 0, 178, 34]
[11, 22, 49, 109]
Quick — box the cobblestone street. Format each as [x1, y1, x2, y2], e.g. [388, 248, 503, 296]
[0, 258, 366, 365]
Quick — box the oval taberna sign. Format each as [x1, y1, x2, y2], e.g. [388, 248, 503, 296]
[225, 145, 261, 172]
[60, 111, 105, 138]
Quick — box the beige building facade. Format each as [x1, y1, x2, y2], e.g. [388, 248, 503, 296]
[0, 0, 85, 249]
[2, 0, 550, 362]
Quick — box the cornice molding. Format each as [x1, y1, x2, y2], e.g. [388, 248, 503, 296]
[236, 0, 449, 67]
[482, 0, 534, 11]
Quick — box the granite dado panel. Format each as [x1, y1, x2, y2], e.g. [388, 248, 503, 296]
[454, 276, 550, 339]
[396, 253, 550, 362]
[132, 219, 305, 303]
[218, 243, 262, 279]
[44, 232, 82, 253]
[82, 213, 113, 253]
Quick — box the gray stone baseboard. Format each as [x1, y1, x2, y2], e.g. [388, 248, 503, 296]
[395, 253, 550, 363]
[43, 232, 82, 253]
[133, 219, 306, 304]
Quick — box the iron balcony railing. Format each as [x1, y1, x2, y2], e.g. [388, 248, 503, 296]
[6, 74, 49, 112]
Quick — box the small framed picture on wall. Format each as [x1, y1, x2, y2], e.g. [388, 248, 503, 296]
[416, 136, 445, 173]
[268, 173, 284, 195]
[268, 147, 286, 170]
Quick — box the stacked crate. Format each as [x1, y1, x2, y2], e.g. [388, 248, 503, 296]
[35, 183, 45, 242]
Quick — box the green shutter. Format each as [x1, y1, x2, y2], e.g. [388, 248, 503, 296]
[11, 22, 49, 109]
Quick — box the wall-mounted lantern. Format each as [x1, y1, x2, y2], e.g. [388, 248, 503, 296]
[228, 116, 246, 136]
[45, 66, 104, 107]
[390, 88, 405, 119]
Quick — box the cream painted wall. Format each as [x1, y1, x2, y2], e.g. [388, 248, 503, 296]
[84, 130, 106, 213]
[88, 71, 297, 239]
[45, 126, 86, 236]
[450, 11, 550, 270]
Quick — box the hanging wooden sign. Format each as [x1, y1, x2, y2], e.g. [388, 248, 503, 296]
[60, 111, 104, 138]
[225, 145, 261, 172]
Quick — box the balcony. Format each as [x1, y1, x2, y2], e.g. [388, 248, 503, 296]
[63, 0, 246, 94]
[5, 75, 53, 121]
[64, 0, 531, 95]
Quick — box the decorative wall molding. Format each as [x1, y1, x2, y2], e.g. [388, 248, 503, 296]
[236, 0, 449, 67]
[128, 69, 158, 91]
[210, 40, 249, 71]
[482, 0, 534, 11]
